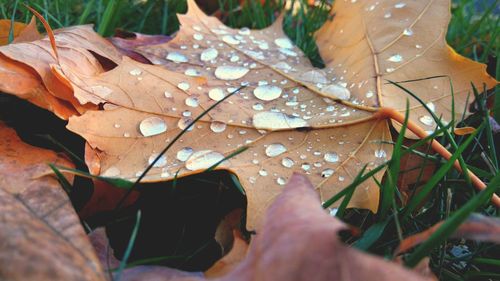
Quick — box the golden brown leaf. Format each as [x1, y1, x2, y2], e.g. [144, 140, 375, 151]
[0, 19, 26, 45]
[0, 122, 106, 281]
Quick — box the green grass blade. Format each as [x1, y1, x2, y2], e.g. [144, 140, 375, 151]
[114, 210, 141, 281]
[54, 165, 134, 189]
[206, 146, 248, 172]
[78, 0, 96, 25]
[353, 219, 390, 251]
[8, 0, 19, 44]
[49, 163, 73, 194]
[97, 0, 120, 36]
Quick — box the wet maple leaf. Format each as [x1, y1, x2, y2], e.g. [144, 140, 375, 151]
[63, 0, 496, 230]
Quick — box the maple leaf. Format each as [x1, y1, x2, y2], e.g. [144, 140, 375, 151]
[63, 0, 497, 230]
[0, 122, 106, 281]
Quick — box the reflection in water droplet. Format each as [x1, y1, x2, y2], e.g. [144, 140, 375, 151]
[426, 102, 436, 113]
[374, 149, 387, 158]
[252, 103, 264, 111]
[148, 154, 167, 168]
[274, 37, 293, 49]
[200, 48, 218, 61]
[301, 163, 311, 171]
[102, 166, 120, 177]
[214, 66, 249, 80]
[387, 54, 403, 62]
[178, 82, 190, 91]
[253, 112, 308, 129]
[366, 91, 374, 98]
[139, 117, 167, 137]
[185, 150, 225, 170]
[208, 88, 225, 101]
[185, 97, 199, 107]
[324, 152, 339, 163]
[177, 147, 194, 161]
[394, 2, 406, 8]
[338, 176, 345, 182]
[265, 143, 287, 157]
[178, 118, 193, 131]
[193, 33, 204, 40]
[166, 52, 188, 63]
[281, 157, 295, 168]
[253, 85, 282, 101]
[164, 91, 172, 98]
[403, 28, 413, 36]
[419, 115, 434, 126]
[259, 169, 268, 176]
[321, 168, 334, 178]
[277, 177, 287, 185]
[210, 121, 227, 133]
[321, 84, 351, 100]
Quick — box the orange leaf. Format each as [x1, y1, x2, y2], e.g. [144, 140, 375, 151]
[0, 19, 26, 45]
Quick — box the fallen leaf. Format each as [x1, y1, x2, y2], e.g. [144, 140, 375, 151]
[0, 19, 26, 45]
[109, 30, 171, 64]
[62, 0, 496, 230]
[13, 17, 42, 43]
[0, 122, 106, 281]
[206, 230, 249, 278]
[101, 173, 430, 281]
[396, 213, 500, 255]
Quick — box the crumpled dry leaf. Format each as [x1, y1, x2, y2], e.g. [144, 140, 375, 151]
[13, 17, 42, 43]
[102, 173, 429, 281]
[0, 122, 106, 281]
[0, 24, 121, 118]
[63, 0, 496, 230]
[396, 213, 500, 255]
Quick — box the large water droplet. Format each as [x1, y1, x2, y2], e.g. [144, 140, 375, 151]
[253, 85, 282, 101]
[139, 117, 167, 137]
[387, 54, 403, 63]
[177, 147, 193, 161]
[178, 82, 190, 91]
[177, 118, 193, 131]
[253, 112, 308, 130]
[200, 48, 218, 61]
[148, 154, 167, 168]
[185, 97, 199, 107]
[274, 37, 293, 49]
[210, 121, 227, 133]
[208, 88, 225, 101]
[265, 143, 287, 157]
[321, 84, 351, 100]
[299, 70, 328, 84]
[222, 35, 240, 45]
[166, 52, 188, 63]
[419, 115, 434, 126]
[324, 152, 339, 163]
[185, 150, 225, 170]
[281, 157, 295, 168]
[321, 168, 334, 178]
[214, 66, 249, 80]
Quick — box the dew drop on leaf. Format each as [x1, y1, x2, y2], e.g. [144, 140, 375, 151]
[321, 84, 351, 100]
[214, 66, 250, 80]
[321, 168, 334, 178]
[253, 85, 283, 101]
[200, 48, 218, 61]
[253, 112, 308, 129]
[177, 82, 190, 91]
[374, 149, 387, 158]
[208, 88, 225, 101]
[419, 115, 434, 126]
[324, 152, 339, 163]
[281, 157, 295, 168]
[185, 150, 225, 171]
[185, 97, 199, 107]
[210, 121, 227, 133]
[274, 37, 294, 49]
[148, 153, 167, 168]
[387, 54, 403, 62]
[166, 52, 188, 63]
[276, 177, 287, 185]
[139, 116, 167, 137]
[177, 147, 194, 161]
[265, 143, 287, 157]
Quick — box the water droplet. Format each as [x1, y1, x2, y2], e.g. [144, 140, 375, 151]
[374, 149, 387, 158]
[394, 2, 406, 8]
[277, 177, 287, 185]
[114, 123, 121, 128]
[329, 208, 338, 216]
[300, 70, 328, 84]
[178, 82, 190, 91]
[185, 97, 199, 107]
[200, 48, 218, 61]
[387, 54, 403, 63]
[129, 68, 142, 76]
[278, 48, 297, 57]
[238, 27, 251, 35]
[177, 118, 193, 131]
[321, 84, 351, 100]
[177, 147, 193, 161]
[321, 168, 334, 178]
[281, 157, 295, 168]
[214, 66, 249, 80]
[182, 110, 192, 117]
[252, 103, 264, 111]
[365, 90, 374, 98]
[338, 176, 345, 182]
[222, 35, 240, 45]
[386, 68, 395, 73]
[160, 169, 170, 178]
[166, 52, 188, 63]
[259, 169, 268, 176]
[384, 12, 392, 18]
[102, 166, 120, 177]
[193, 33, 204, 40]
[274, 37, 293, 49]
[210, 121, 227, 133]
[301, 163, 311, 171]
[139, 117, 167, 137]
[164, 91, 172, 98]
[230, 55, 240, 62]
[184, 68, 201, 76]
[148, 154, 167, 168]
[403, 28, 414, 36]
[419, 115, 434, 126]
[253, 85, 282, 101]
[253, 112, 308, 129]
[185, 150, 225, 170]
[208, 88, 225, 101]
[416, 44, 423, 49]
[265, 143, 287, 157]
[324, 152, 339, 163]
[426, 102, 436, 113]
